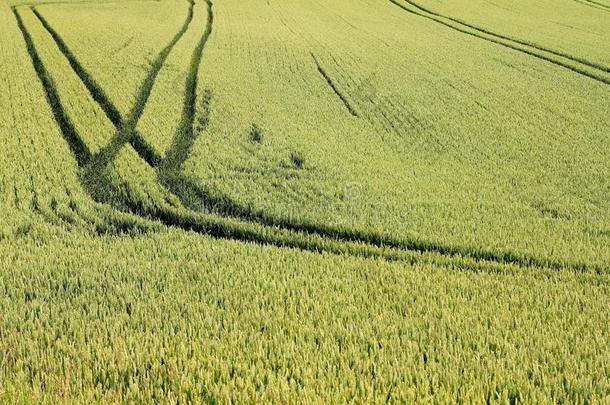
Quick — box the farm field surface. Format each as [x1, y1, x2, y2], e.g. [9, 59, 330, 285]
[0, 0, 609, 401]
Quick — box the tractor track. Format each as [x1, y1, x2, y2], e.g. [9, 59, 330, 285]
[31, 7, 123, 127]
[400, 0, 609, 73]
[396, 0, 610, 73]
[573, 0, 610, 12]
[162, 0, 214, 171]
[89, 0, 196, 169]
[29, 0, 193, 168]
[12, 6, 91, 166]
[13, 0, 608, 274]
[311, 53, 359, 117]
[388, 0, 610, 85]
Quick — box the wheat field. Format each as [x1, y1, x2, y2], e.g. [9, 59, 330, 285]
[1, 0, 609, 402]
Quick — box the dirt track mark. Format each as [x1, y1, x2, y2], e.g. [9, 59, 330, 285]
[388, 0, 610, 84]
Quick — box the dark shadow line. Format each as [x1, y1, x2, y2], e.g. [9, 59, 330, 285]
[111, 36, 134, 56]
[311, 53, 359, 117]
[12, 6, 91, 166]
[388, 0, 610, 85]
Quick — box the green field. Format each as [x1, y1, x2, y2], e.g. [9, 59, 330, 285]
[1, 0, 609, 401]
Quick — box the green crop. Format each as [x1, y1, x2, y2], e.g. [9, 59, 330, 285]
[1, 0, 609, 402]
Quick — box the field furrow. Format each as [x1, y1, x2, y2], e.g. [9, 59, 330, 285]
[311, 53, 359, 117]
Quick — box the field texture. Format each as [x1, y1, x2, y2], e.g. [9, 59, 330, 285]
[1, 0, 609, 402]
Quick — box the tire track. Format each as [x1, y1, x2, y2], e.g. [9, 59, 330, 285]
[398, 0, 609, 73]
[388, 0, 610, 85]
[311, 53, 359, 117]
[162, 0, 214, 171]
[88, 0, 196, 169]
[15, 1, 608, 273]
[573, 0, 610, 11]
[15, 8, 159, 233]
[12, 6, 90, 166]
[5, 10, 483, 269]
[164, 175, 608, 274]
[586, 0, 610, 9]
[37, 0, 211, 170]
[32, 5, 167, 166]
[14, 11, 437, 267]
[32, 7, 123, 127]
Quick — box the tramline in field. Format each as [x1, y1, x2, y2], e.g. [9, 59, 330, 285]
[1, 0, 609, 401]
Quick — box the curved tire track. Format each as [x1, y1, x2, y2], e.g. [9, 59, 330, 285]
[402, 0, 609, 73]
[15, 1, 607, 274]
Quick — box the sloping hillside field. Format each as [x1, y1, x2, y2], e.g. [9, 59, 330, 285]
[1, 0, 609, 401]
